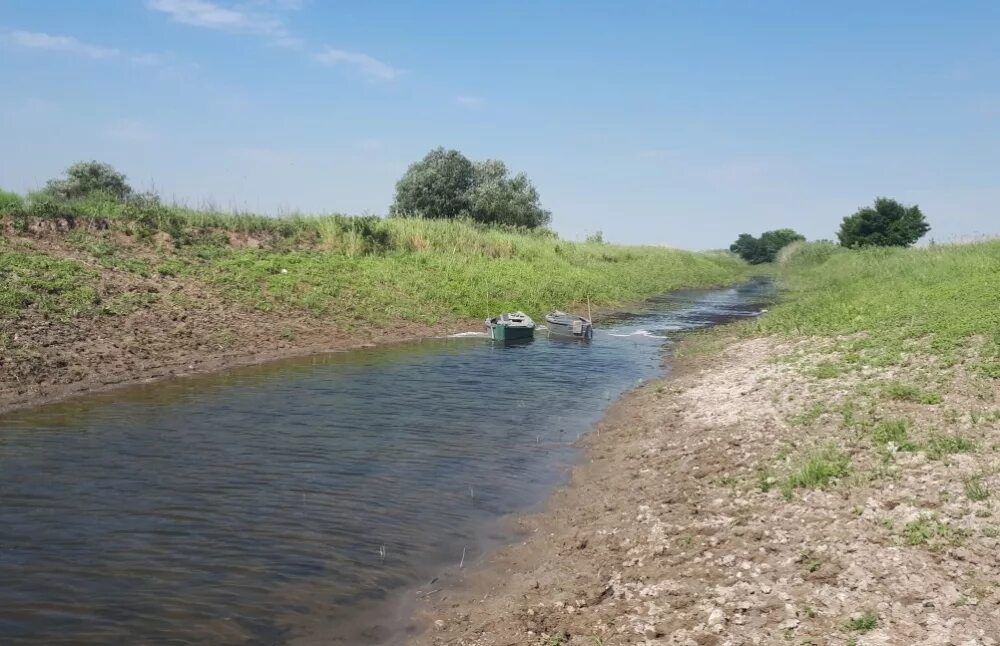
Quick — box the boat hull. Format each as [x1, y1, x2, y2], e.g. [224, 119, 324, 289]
[544, 315, 593, 339]
[486, 323, 535, 341]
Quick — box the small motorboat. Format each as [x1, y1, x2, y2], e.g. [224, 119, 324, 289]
[545, 311, 593, 339]
[485, 312, 535, 341]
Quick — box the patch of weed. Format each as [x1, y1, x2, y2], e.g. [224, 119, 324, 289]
[799, 551, 823, 573]
[965, 477, 990, 502]
[755, 465, 776, 492]
[790, 402, 826, 426]
[780, 447, 850, 498]
[882, 381, 943, 405]
[925, 434, 976, 460]
[903, 515, 966, 547]
[812, 360, 846, 379]
[871, 419, 918, 451]
[0, 244, 101, 319]
[846, 610, 878, 632]
[840, 400, 858, 429]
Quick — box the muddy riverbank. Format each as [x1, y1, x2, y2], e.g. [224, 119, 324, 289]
[408, 334, 1000, 645]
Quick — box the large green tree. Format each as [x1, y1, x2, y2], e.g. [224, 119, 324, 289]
[390, 148, 474, 219]
[44, 161, 133, 201]
[466, 159, 551, 228]
[390, 148, 550, 228]
[837, 197, 930, 248]
[730, 228, 805, 264]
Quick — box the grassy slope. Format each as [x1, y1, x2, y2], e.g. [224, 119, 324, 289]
[732, 239, 1000, 504]
[755, 240, 1000, 370]
[202, 228, 747, 327]
[0, 201, 750, 333]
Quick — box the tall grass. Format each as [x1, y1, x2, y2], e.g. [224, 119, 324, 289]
[204, 224, 748, 325]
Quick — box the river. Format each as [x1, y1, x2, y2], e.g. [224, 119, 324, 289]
[0, 280, 771, 644]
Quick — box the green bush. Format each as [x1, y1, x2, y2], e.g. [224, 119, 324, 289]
[838, 197, 930, 248]
[43, 160, 133, 202]
[390, 147, 550, 228]
[0, 189, 24, 214]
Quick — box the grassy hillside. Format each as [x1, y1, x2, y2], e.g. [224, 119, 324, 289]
[755, 239, 1000, 371]
[1, 194, 750, 330]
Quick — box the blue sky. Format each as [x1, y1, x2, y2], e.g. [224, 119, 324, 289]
[1, 1, 998, 248]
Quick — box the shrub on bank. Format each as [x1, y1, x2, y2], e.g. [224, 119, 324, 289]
[0, 189, 24, 214]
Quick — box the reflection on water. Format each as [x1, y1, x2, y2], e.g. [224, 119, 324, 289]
[0, 280, 772, 644]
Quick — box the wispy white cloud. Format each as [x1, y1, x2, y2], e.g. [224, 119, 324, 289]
[148, 0, 261, 30]
[314, 48, 399, 81]
[147, 0, 301, 47]
[248, 0, 305, 9]
[456, 95, 484, 108]
[4, 29, 181, 72]
[146, 2, 400, 80]
[4, 30, 120, 59]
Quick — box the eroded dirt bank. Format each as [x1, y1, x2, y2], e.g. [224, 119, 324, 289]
[0, 228, 475, 414]
[1, 310, 470, 416]
[409, 335, 1000, 645]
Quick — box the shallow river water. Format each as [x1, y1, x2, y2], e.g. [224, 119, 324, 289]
[0, 280, 772, 645]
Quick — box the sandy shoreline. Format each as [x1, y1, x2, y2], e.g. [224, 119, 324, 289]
[406, 334, 1000, 645]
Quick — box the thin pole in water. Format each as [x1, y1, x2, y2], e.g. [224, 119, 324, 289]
[587, 295, 592, 322]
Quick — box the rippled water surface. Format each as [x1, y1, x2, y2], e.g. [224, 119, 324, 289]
[0, 281, 772, 644]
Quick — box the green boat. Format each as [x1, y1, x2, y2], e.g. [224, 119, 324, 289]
[485, 312, 535, 341]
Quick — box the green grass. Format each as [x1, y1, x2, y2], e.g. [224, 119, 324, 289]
[0, 240, 100, 318]
[811, 360, 847, 379]
[789, 401, 826, 426]
[925, 434, 976, 460]
[0, 189, 24, 213]
[845, 610, 878, 633]
[203, 232, 747, 324]
[881, 381, 942, 405]
[965, 476, 990, 502]
[757, 240, 1000, 362]
[871, 419, 918, 450]
[1, 193, 752, 328]
[780, 447, 850, 498]
[903, 515, 966, 547]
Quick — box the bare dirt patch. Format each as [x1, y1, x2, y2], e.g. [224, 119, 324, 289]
[407, 336, 1000, 645]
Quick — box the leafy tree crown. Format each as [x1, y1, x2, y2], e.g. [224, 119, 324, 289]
[391, 148, 550, 228]
[44, 161, 133, 201]
[837, 197, 930, 248]
[730, 228, 805, 264]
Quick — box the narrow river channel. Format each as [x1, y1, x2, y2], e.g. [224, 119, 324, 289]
[0, 280, 772, 645]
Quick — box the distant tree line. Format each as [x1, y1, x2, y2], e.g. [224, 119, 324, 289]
[729, 229, 805, 264]
[730, 197, 931, 264]
[390, 147, 551, 228]
[8, 154, 554, 232]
